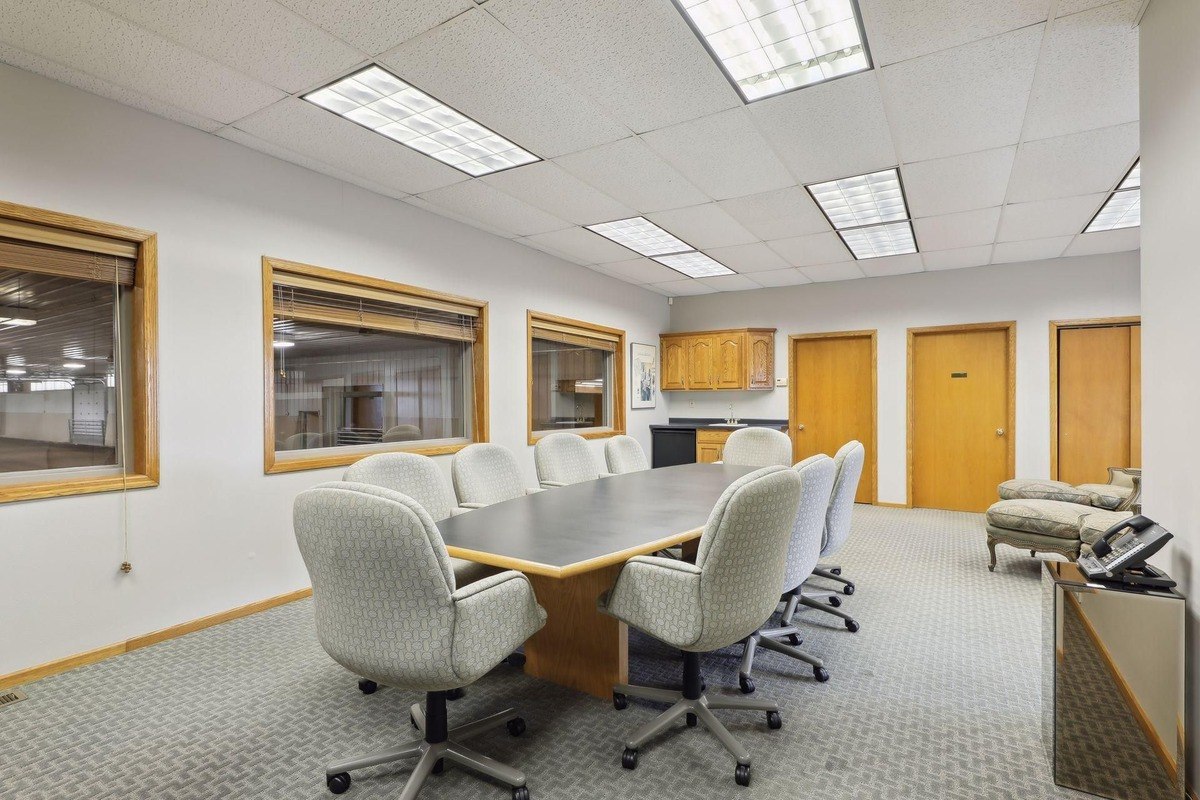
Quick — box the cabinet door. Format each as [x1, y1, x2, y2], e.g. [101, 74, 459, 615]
[747, 332, 774, 389]
[715, 332, 744, 389]
[661, 337, 687, 391]
[687, 336, 716, 389]
[696, 442, 724, 463]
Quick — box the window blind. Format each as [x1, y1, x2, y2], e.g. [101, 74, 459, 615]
[0, 237, 136, 286]
[530, 319, 619, 352]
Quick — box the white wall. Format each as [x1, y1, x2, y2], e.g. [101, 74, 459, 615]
[0, 63, 670, 676]
[667, 254, 1140, 504]
[1139, 0, 1200, 786]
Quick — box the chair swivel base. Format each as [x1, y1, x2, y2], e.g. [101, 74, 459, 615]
[795, 588, 861, 633]
[325, 690, 530, 800]
[813, 564, 855, 595]
[612, 652, 781, 787]
[738, 625, 829, 690]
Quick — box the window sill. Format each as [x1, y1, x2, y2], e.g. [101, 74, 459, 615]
[528, 428, 625, 447]
[0, 472, 158, 504]
[266, 440, 474, 474]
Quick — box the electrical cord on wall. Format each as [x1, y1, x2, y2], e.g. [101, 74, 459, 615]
[113, 257, 132, 575]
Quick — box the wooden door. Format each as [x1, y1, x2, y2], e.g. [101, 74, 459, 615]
[687, 336, 715, 389]
[790, 332, 875, 503]
[1056, 324, 1139, 484]
[910, 324, 1013, 512]
[661, 337, 686, 390]
[714, 332, 743, 389]
[747, 332, 773, 389]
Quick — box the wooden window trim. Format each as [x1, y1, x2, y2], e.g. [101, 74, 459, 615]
[0, 200, 159, 504]
[526, 310, 626, 446]
[261, 256, 490, 474]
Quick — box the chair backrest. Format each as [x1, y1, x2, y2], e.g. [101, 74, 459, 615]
[452, 443, 525, 507]
[781, 454, 838, 593]
[343, 452, 457, 520]
[822, 441, 865, 557]
[605, 435, 649, 474]
[722, 427, 792, 467]
[534, 432, 598, 486]
[382, 424, 422, 443]
[284, 432, 321, 450]
[293, 481, 460, 688]
[693, 465, 803, 651]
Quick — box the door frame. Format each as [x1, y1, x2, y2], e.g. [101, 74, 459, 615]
[788, 329, 878, 505]
[906, 321, 1016, 509]
[1048, 316, 1140, 481]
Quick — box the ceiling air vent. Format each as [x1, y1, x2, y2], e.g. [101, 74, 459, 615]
[0, 688, 28, 709]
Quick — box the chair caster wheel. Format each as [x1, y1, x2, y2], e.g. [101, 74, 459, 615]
[787, 633, 801, 646]
[512, 787, 530, 800]
[410, 713, 420, 730]
[843, 583, 855, 596]
[507, 652, 526, 668]
[735, 764, 751, 787]
[507, 717, 526, 737]
[326, 773, 351, 794]
[612, 692, 628, 710]
[830, 567, 842, 576]
[357, 679, 378, 694]
[622, 748, 638, 770]
[814, 666, 830, 683]
[738, 674, 755, 694]
[766, 710, 782, 730]
[432, 759, 444, 775]
[846, 619, 860, 633]
[828, 596, 842, 608]
[686, 712, 697, 727]
[446, 687, 464, 700]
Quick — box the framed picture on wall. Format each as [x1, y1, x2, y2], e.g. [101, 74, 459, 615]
[631, 342, 657, 409]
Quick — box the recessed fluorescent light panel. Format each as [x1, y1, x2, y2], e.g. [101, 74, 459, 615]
[304, 65, 540, 177]
[806, 168, 918, 259]
[674, 0, 872, 102]
[1085, 160, 1141, 232]
[586, 216, 735, 277]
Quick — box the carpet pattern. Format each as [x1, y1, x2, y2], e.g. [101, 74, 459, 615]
[1, 506, 1095, 799]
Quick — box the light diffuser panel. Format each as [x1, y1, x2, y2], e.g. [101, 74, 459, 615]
[585, 217, 692, 257]
[1119, 160, 1140, 189]
[653, 252, 736, 277]
[839, 221, 917, 259]
[808, 169, 907, 230]
[1085, 189, 1140, 232]
[304, 66, 539, 177]
[675, 0, 871, 101]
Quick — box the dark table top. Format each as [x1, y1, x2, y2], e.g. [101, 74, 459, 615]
[437, 463, 760, 578]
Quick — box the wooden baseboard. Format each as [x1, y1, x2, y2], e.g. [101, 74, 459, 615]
[0, 587, 312, 691]
[873, 501, 909, 509]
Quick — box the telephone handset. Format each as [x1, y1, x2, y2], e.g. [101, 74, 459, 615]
[1076, 515, 1176, 589]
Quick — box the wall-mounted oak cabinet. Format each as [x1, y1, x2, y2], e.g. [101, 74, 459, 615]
[660, 328, 775, 391]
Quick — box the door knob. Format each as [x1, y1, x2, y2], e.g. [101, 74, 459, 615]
[996, 428, 1006, 436]
[795, 424, 805, 431]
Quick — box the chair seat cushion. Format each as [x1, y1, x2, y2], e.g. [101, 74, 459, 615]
[998, 478, 1093, 505]
[985, 499, 1088, 540]
[1075, 484, 1132, 511]
[1079, 510, 1134, 547]
[451, 557, 502, 587]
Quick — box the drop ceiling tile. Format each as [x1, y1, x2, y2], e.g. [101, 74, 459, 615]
[749, 268, 813, 287]
[553, 137, 709, 213]
[697, 274, 761, 292]
[1056, 0, 1118, 16]
[799, 262, 866, 282]
[647, 279, 718, 297]
[1062, 226, 1141, 256]
[921, 245, 994, 271]
[1008, 123, 1139, 203]
[767, 232, 853, 267]
[232, 98, 467, 194]
[592, 258, 685, 284]
[858, 0, 1050, 65]
[0, 44, 223, 132]
[276, 0, 473, 56]
[642, 108, 794, 201]
[0, 0, 285, 123]
[646, 204, 757, 250]
[486, 0, 739, 133]
[417, 180, 571, 237]
[520, 227, 638, 264]
[857, 253, 925, 277]
[901, 147, 1016, 217]
[879, 24, 1044, 162]
[997, 194, 1108, 241]
[403, 195, 514, 238]
[992, 236, 1073, 263]
[913, 207, 1001, 250]
[717, 186, 831, 241]
[482, 162, 633, 226]
[86, 0, 365, 94]
[703, 243, 789, 273]
[1024, 1, 1140, 141]
[749, 72, 896, 184]
[380, 9, 629, 159]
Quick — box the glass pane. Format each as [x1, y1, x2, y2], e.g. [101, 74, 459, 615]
[273, 319, 470, 453]
[531, 337, 613, 433]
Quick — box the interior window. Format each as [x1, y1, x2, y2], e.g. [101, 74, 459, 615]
[527, 311, 625, 443]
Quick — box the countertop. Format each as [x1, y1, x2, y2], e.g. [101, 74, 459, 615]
[650, 418, 788, 431]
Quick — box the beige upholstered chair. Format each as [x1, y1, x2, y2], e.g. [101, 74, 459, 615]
[382, 424, 422, 443]
[999, 467, 1142, 511]
[533, 432, 605, 488]
[294, 482, 545, 800]
[604, 435, 649, 474]
[720, 427, 792, 467]
[284, 432, 321, 450]
[452, 443, 542, 508]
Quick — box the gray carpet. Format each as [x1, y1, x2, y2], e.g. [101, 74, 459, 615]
[1, 506, 1093, 799]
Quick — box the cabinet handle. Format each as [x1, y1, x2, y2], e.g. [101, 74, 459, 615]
[996, 428, 1006, 437]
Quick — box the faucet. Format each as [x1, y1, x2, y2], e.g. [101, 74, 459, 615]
[727, 403, 737, 425]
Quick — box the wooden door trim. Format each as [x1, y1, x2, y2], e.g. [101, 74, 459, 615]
[788, 330, 878, 504]
[906, 321, 1016, 509]
[1048, 316, 1141, 481]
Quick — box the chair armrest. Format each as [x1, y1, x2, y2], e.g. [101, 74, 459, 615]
[457, 503, 488, 510]
[524, 487, 544, 495]
[600, 472, 616, 478]
[599, 557, 702, 647]
[452, 571, 547, 680]
[540, 481, 568, 489]
[448, 506, 472, 516]
[1119, 475, 1143, 512]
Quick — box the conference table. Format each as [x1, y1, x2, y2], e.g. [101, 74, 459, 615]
[437, 463, 760, 698]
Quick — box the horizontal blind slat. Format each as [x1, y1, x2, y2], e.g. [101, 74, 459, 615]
[0, 218, 138, 259]
[273, 270, 481, 318]
[0, 238, 135, 285]
[276, 300, 476, 342]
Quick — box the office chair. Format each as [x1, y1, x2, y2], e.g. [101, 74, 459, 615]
[796, 441, 865, 630]
[452, 443, 542, 508]
[294, 482, 546, 800]
[604, 435, 649, 474]
[284, 432, 321, 450]
[534, 432, 605, 488]
[737, 454, 837, 692]
[382, 424, 422, 442]
[600, 466, 803, 787]
[720, 427, 792, 467]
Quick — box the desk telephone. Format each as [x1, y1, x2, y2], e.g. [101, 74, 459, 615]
[1076, 515, 1175, 589]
